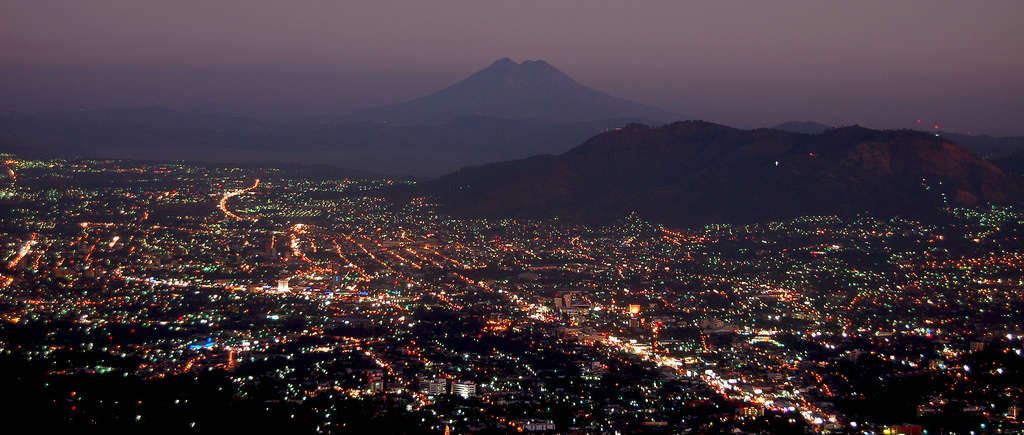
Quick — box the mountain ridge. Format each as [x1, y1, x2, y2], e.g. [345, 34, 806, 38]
[409, 121, 1024, 227]
[772, 120, 1024, 161]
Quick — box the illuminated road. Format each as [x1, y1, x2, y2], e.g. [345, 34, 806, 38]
[218, 179, 260, 220]
[5, 233, 37, 270]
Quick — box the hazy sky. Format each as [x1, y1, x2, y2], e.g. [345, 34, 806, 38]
[2, 0, 1022, 135]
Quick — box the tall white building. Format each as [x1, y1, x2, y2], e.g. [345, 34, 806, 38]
[451, 380, 476, 399]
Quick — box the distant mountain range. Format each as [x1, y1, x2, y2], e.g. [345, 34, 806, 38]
[937, 131, 1024, 159]
[408, 121, 1024, 228]
[772, 121, 832, 135]
[345, 58, 681, 125]
[0, 59, 683, 176]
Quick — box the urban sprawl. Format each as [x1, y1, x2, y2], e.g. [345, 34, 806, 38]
[1, 155, 1022, 434]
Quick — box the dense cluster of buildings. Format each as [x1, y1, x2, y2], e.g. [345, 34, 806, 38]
[1, 155, 1022, 433]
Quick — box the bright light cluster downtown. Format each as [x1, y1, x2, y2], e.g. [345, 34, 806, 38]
[1, 155, 1022, 434]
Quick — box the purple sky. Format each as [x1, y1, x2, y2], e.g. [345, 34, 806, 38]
[2, 0, 1022, 135]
